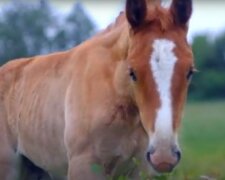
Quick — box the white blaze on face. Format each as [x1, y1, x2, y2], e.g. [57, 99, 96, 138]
[150, 39, 177, 142]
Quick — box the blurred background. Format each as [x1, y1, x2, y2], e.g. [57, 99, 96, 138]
[0, 0, 224, 179]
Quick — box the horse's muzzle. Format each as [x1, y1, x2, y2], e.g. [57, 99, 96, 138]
[146, 146, 181, 173]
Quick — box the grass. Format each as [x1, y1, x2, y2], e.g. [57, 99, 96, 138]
[166, 101, 225, 180]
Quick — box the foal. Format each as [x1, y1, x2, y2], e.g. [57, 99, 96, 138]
[0, 0, 194, 179]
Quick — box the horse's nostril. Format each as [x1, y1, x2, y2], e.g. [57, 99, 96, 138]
[146, 152, 151, 162]
[175, 150, 181, 161]
[172, 147, 181, 162]
[146, 146, 155, 162]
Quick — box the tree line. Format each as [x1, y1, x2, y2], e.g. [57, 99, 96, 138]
[0, 0, 95, 64]
[0, 0, 224, 101]
[190, 33, 225, 100]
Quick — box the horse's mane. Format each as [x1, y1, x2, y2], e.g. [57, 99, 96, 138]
[105, 12, 126, 32]
[97, 11, 126, 36]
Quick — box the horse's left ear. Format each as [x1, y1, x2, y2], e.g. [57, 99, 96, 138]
[126, 0, 147, 29]
[170, 0, 192, 26]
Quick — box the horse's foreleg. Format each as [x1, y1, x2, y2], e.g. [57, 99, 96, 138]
[0, 136, 18, 180]
[0, 110, 18, 180]
[128, 153, 153, 180]
[1, 162, 17, 180]
[68, 153, 105, 180]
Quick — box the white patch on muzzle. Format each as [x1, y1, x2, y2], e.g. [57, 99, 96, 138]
[150, 39, 177, 142]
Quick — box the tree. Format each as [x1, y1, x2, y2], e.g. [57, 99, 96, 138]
[0, 0, 96, 65]
[51, 2, 95, 51]
[0, 0, 53, 63]
[189, 32, 225, 100]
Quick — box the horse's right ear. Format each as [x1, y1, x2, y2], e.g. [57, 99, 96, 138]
[170, 0, 192, 26]
[126, 0, 147, 29]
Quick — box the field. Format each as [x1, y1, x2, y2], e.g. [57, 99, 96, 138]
[160, 101, 225, 180]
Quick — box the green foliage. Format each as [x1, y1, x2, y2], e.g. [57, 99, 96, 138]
[0, 0, 95, 65]
[66, 3, 95, 45]
[190, 33, 225, 100]
[117, 176, 128, 180]
[91, 164, 103, 175]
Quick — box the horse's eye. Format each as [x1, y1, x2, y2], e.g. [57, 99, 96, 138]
[129, 68, 137, 81]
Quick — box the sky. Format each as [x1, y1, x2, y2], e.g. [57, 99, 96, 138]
[85, 1, 225, 39]
[1, 0, 225, 40]
[49, 1, 225, 41]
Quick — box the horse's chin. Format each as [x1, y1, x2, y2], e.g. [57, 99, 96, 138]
[148, 163, 174, 177]
[152, 163, 174, 173]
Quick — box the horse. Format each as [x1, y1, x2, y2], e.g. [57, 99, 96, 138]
[0, 0, 194, 179]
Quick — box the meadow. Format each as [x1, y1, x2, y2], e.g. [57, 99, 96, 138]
[160, 101, 225, 180]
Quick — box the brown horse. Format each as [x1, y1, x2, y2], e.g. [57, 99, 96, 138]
[0, 0, 194, 179]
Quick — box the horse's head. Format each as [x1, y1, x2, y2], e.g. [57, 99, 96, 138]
[125, 0, 194, 173]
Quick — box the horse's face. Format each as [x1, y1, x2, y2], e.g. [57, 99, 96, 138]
[126, 0, 194, 173]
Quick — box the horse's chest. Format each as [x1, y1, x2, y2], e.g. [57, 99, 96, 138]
[92, 130, 132, 172]
[94, 127, 139, 158]
[91, 104, 147, 174]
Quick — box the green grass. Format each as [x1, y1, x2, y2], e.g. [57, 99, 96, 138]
[167, 101, 225, 180]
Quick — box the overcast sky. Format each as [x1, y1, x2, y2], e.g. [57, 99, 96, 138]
[48, 1, 225, 40]
[85, 1, 225, 39]
[1, 1, 225, 40]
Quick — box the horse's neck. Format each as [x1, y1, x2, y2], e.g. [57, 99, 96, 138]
[101, 24, 132, 98]
[86, 21, 131, 102]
